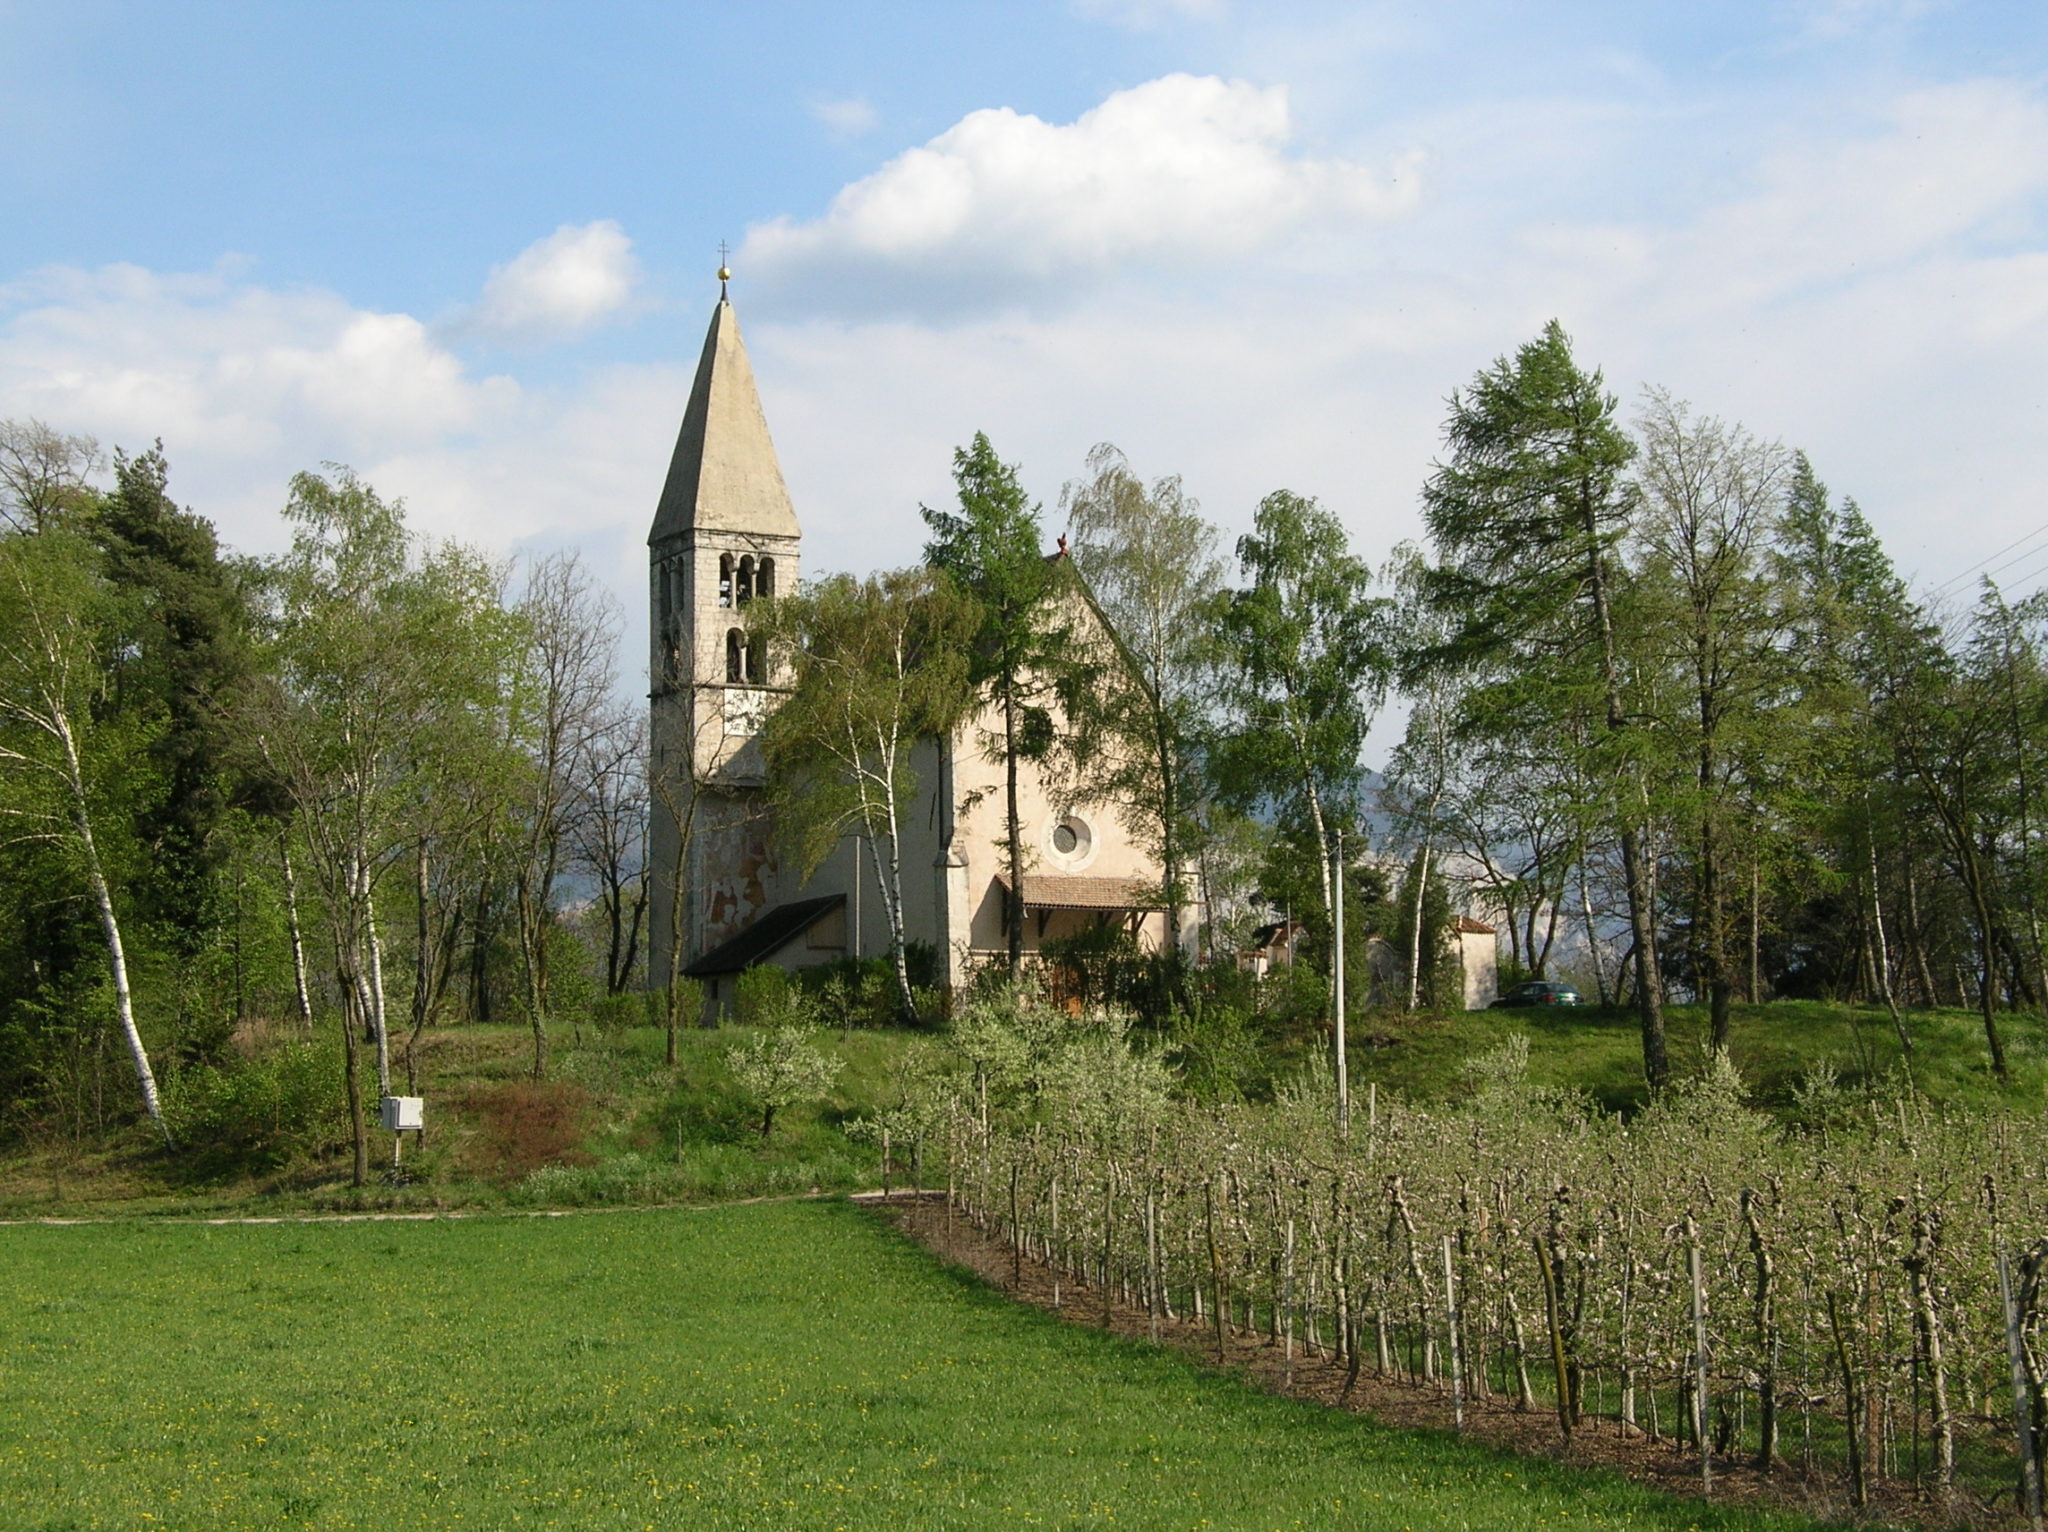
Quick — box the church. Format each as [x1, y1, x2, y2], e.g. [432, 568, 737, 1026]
[648, 280, 1183, 1012]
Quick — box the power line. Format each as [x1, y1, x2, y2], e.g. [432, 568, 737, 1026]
[1930, 519, 2048, 596]
[1989, 545, 2048, 597]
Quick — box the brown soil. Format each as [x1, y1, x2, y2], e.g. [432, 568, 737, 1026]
[876, 1192, 2022, 1532]
[451, 1080, 592, 1182]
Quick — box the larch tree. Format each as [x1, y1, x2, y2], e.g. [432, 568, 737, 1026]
[759, 566, 976, 1022]
[1062, 442, 1224, 968]
[923, 433, 1077, 981]
[1421, 322, 1670, 1089]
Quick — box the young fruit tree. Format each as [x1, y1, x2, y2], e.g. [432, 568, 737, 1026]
[725, 1017, 842, 1140]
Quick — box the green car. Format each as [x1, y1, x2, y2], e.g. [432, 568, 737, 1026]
[1491, 980, 1583, 1008]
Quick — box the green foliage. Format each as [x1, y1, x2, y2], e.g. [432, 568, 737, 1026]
[161, 1038, 344, 1177]
[733, 964, 816, 1029]
[1062, 443, 1224, 950]
[1166, 1001, 1262, 1102]
[724, 1023, 844, 1138]
[923, 433, 1082, 972]
[643, 976, 703, 1030]
[1212, 489, 1387, 953]
[91, 442, 265, 953]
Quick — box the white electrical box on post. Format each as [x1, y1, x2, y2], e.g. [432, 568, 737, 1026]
[380, 1095, 425, 1172]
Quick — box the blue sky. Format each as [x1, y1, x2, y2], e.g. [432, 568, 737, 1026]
[4, 0, 2047, 700]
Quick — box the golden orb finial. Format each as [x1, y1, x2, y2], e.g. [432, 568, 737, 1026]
[718, 266, 732, 283]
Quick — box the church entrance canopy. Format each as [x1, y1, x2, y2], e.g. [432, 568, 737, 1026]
[994, 874, 1164, 912]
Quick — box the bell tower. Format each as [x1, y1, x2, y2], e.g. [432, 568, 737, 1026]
[648, 269, 801, 987]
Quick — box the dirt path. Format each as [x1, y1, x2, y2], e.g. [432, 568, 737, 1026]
[876, 1191, 2015, 1532]
[0, 1187, 855, 1227]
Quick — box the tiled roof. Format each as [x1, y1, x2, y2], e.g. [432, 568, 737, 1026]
[1454, 915, 1496, 935]
[994, 873, 1164, 911]
[683, 895, 845, 977]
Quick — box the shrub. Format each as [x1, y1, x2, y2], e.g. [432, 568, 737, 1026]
[724, 1026, 842, 1139]
[163, 1039, 345, 1176]
[735, 966, 816, 1030]
[589, 992, 639, 1034]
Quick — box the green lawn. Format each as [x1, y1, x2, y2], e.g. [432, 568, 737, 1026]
[1348, 998, 2048, 1116]
[0, 1200, 1836, 1531]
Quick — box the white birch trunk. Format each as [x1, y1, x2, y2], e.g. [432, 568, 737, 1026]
[1408, 843, 1432, 1011]
[281, 832, 315, 1031]
[58, 715, 169, 1143]
[357, 860, 391, 1097]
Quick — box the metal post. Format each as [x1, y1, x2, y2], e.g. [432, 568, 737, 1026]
[1999, 1247, 2045, 1529]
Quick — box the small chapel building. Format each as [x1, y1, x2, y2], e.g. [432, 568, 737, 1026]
[647, 285, 1182, 1011]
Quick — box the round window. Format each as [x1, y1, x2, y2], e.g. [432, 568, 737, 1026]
[1047, 814, 1093, 866]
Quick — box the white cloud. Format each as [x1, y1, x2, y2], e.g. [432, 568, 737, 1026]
[811, 95, 878, 138]
[0, 261, 518, 467]
[0, 258, 666, 569]
[5, 66, 2047, 723]
[468, 220, 640, 342]
[743, 74, 1420, 308]
[746, 72, 2048, 609]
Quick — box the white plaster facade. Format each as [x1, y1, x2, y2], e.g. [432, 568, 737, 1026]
[648, 295, 1178, 1003]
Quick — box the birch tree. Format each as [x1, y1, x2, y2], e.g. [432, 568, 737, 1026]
[0, 531, 170, 1141]
[1212, 490, 1386, 950]
[1633, 392, 1792, 1046]
[1063, 443, 1224, 965]
[251, 468, 512, 1182]
[760, 566, 975, 1020]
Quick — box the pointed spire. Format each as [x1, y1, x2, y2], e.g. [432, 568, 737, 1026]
[649, 286, 798, 545]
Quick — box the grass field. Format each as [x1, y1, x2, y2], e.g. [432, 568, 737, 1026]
[4, 996, 2042, 1217]
[0, 1199, 1842, 1531]
[1346, 998, 2048, 1116]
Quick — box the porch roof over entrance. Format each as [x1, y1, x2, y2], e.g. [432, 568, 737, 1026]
[994, 873, 1164, 912]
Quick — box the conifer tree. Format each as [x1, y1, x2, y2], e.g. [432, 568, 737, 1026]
[1420, 322, 1670, 1088]
[923, 434, 1075, 980]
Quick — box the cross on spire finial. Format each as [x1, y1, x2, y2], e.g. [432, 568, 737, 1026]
[717, 241, 732, 299]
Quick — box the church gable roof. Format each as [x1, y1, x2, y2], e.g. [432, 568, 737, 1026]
[650, 299, 800, 545]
